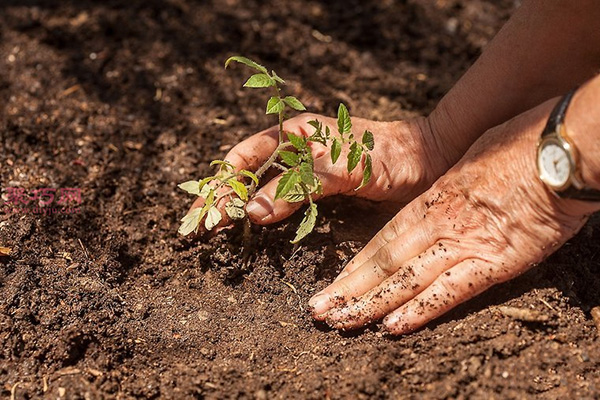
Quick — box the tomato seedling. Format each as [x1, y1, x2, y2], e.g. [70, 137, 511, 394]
[178, 56, 374, 243]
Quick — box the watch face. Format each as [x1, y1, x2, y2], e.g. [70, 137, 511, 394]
[538, 141, 571, 189]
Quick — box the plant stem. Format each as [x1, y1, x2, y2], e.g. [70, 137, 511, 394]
[247, 141, 292, 198]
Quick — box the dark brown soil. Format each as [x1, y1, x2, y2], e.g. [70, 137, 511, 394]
[1, 1, 599, 398]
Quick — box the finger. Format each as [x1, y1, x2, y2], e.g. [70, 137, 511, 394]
[246, 154, 359, 225]
[333, 199, 427, 282]
[325, 242, 460, 330]
[383, 258, 494, 335]
[223, 125, 280, 172]
[245, 172, 304, 224]
[308, 220, 436, 318]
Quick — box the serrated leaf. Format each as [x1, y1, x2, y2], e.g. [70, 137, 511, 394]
[307, 119, 321, 131]
[279, 150, 300, 167]
[299, 163, 315, 186]
[307, 120, 327, 145]
[362, 130, 374, 151]
[275, 169, 301, 200]
[210, 160, 235, 171]
[308, 133, 327, 145]
[291, 203, 318, 244]
[243, 73, 275, 88]
[204, 207, 222, 230]
[331, 138, 342, 164]
[266, 97, 285, 114]
[178, 180, 200, 195]
[282, 184, 306, 203]
[347, 141, 363, 172]
[178, 207, 203, 236]
[287, 132, 307, 151]
[239, 170, 259, 185]
[271, 71, 286, 84]
[227, 179, 248, 201]
[356, 153, 372, 190]
[283, 96, 306, 111]
[225, 199, 246, 220]
[224, 56, 268, 74]
[337, 103, 352, 135]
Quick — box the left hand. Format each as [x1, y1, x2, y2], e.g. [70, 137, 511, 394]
[308, 98, 600, 335]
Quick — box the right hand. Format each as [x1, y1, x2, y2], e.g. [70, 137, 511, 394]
[188, 113, 457, 228]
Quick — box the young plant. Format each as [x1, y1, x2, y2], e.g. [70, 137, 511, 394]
[178, 56, 374, 243]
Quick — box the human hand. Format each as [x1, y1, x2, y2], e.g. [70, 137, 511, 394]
[308, 98, 600, 335]
[188, 113, 455, 228]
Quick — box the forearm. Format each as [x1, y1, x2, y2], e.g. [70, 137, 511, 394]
[428, 0, 600, 162]
[567, 74, 600, 191]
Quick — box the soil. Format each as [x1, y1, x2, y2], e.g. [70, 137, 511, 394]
[1, 0, 599, 399]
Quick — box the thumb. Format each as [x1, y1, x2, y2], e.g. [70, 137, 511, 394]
[245, 174, 304, 225]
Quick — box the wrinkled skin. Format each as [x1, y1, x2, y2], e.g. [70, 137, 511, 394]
[308, 98, 596, 334]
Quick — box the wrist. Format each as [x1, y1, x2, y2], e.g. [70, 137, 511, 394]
[565, 77, 600, 191]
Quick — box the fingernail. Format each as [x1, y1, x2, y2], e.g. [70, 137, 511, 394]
[308, 292, 331, 315]
[246, 194, 274, 221]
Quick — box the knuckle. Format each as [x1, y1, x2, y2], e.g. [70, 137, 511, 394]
[372, 246, 398, 277]
[379, 217, 403, 244]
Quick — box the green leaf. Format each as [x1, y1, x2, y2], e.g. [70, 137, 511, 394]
[266, 97, 285, 114]
[224, 56, 268, 74]
[331, 138, 342, 164]
[308, 120, 321, 131]
[199, 184, 212, 198]
[227, 179, 248, 201]
[357, 154, 372, 190]
[287, 132, 307, 151]
[178, 180, 200, 195]
[308, 133, 327, 145]
[198, 176, 214, 191]
[239, 170, 259, 185]
[337, 103, 352, 136]
[307, 119, 327, 145]
[271, 71, 286, 84]
[279, 150, 300, 167]
[225, 198, 246, 220]
[291, 203, 318, 244]
[275, 169, 301, 200]
[314, 179, 323, 195]
[243, 73, 275, 88]
[347, 141, 363, 172]
[204, 207, 222, 230]
[362, 130, 374, 151]
[282, 184, 306, 203]
[210, 160, 235, 171]
[283, 96, 306, 111]
[325, 126, 331, 139]
[299, 162, 315, 186]
[178, 207, 202, 236]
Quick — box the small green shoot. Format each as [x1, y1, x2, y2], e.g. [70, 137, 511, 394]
[178, 56, 374, 243]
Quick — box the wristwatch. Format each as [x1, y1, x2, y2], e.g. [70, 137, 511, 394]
[537, 89, 600, 201]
